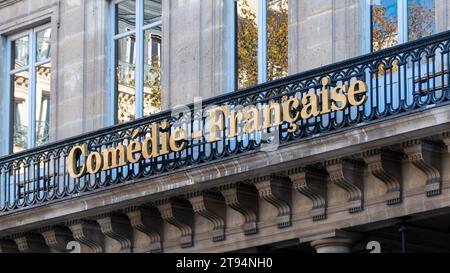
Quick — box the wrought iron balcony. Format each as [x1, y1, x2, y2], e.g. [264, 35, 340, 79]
[1, 30, 450, 215]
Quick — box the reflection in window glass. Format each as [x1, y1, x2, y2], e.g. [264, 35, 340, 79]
[35, 63, 51, 147]
[116, 0, 136, 34]
[407, 0, 435, 42]
[12, 71, 30, 153]
[12, 36, 29, 69]
[372, 0, 398, 52]
[237, 0, 258, 89]
[36, 28, 51, 62]
[144, 0, 162, 25]
[116, 36, 137, 124]
[267, 0, 288, 82]
[144, 27, 162, 116]
[114, 0, 163, 124]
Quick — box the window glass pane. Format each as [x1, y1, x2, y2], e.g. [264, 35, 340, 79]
[144, 26, 162, 116]
[144, 0, 162, 26]
[267, 0, 288, 82]
[35, 63, 51, 147]
[36, 28, 51, 62]
[116, 35, 137, 124]
[372, 0, 398, 52]
[11, 36, 29, 69]
[407, 0, 435, 42]
[116, 0, 136, 34]
[12, 71, 30, 153]
[237, 0, 258, 89]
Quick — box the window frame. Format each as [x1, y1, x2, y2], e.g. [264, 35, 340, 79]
[110, 0, 162, 124]
[5, 23, 52, 154]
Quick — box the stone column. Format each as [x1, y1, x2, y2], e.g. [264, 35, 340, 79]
[310, 237, 354, 253]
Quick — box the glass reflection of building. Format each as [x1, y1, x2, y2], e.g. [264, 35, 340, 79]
[11, 27, 51, 153]
[115, 0, 162, 124]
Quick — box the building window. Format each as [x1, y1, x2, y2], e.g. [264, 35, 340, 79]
[113, 0, 162, 124]
[371, 0, 436, 52]
[7, 25, 52, 153]
[236, 0, 288, 90]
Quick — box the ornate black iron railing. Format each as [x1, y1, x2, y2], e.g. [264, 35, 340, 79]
[1, 31, 450, 215]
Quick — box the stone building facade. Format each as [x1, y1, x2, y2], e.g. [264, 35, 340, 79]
[0, 0, 450, 253]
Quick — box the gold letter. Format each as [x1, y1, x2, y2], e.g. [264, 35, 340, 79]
[228, 108, 244, 138]
[170, 127, 187, 152]
[348, 80, 368, 106]
[331, 85, 349, 111]
[244, 106, 261, 134]
[263, 101, 282, 129]
[68, 144, 87, 178]
[142, 123, 160, 159]
[207, 107, 226, 142]
[102, 144, 127, 171]
[160, 121, 170, 156]
[283, 98, 300, 133]
[301, 93, 320, 120]
[86, 152, 103, 174]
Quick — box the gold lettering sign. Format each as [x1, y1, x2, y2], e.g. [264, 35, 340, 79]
[67, 78, 368, 178]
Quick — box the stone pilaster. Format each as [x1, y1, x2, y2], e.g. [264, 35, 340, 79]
[310, 237, 355, 253]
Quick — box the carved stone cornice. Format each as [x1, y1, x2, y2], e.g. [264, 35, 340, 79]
[187, 191, 226, 242]
[363, 149, 403, 205]
[402, 139, 443, 197]
[39, 226, 74, 253]
[289, 166, 328, 221]
[253, 175, 292, 228]
[12, 233, 48, 253]
[325, 158, 365, 213]
[66, 219, 104, 253]
[0, 239, 19, 253]
[124, 206, 163, 253]
[219, 183, 259, 235]
[156, 199, 194, 248]
[96, 213, 133, 253]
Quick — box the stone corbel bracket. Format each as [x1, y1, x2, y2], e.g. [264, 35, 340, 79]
[325, 158, 365, 213]
[402, 140, 443, 197]
[289, 166, 328, 221]
[253, 175, 292, 228]
[124, 206, 163, 253]
[220, 183, 259, 235]
[66, 219, 104, 253]
[156, 198, 194, 249]
[188, 191, 227, 242]
[12, 232, 49, 253]
[39, 226, 74, 253]
[363, 149, 403, 205]
[96, 213, 133, 253]
[0, 239, 19, 253]
[442, 132, 450, 154]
